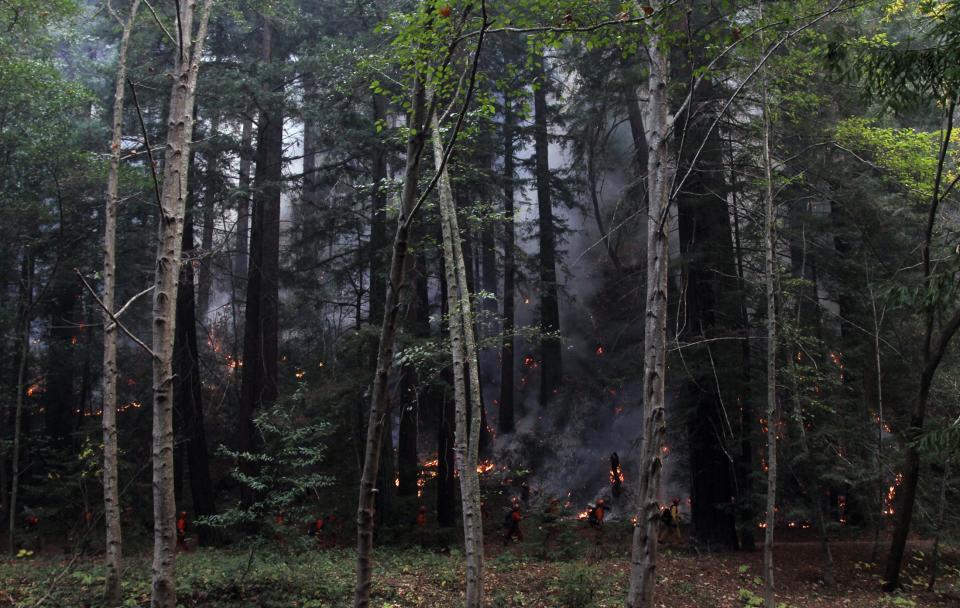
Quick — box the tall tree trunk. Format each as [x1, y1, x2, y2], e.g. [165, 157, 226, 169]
[197, 112, 220, 320]
[234, 117, 253, 282]
[237, 18, 283, 496]
[729, 134, 755, 552]
[433, 112, 484, 608]
[532, 55, 561, 407]
[883, 99, 959, 593]
[626, 4, 672, 604]
[354, 77, 428, 608]
[173, 201, 216, 543]
[101, 1, 140, 601]
[761, 69, 779, 608]
[7, 252, 32, 556]
[397, 254, 428, 498]
[149, 3, 213, 605]
[499, 94, 516, 434]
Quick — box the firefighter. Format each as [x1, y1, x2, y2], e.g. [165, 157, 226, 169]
[503, 501, 523, 545]
[587, 498, 606, 529]
[176, 511, 189, 551]
[658, 498, 683, 544]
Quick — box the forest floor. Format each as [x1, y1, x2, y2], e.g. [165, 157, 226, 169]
[0, 522, 956, 607]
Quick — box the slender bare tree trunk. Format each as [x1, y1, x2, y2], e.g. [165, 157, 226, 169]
[102, 1, 140, 603]
[869, 282, 885, 563]
[354, 77, 427, 608]
[150, 3, 213, 606]
[432, 113, 484, 608]
[7, 253, 32, 556]
[927, 462, 949, 591]
[499, 92, 516, 434]
[626, 3, 673, 604]
[884, 99, 958, 591]
[760, 66, 778, 608]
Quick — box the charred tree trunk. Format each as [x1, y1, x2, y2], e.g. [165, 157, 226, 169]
[532, 56, 561, 407]
[237, 18, 283, 499]
[149, 3, 213, 605]
[499, 94, 516, 434]
[437, 376, 456, 527]
[101, 2, 140, 599]
[397, 254, 429, 498]
[626, 4, 673, 604]
[173, 202, 216, 544]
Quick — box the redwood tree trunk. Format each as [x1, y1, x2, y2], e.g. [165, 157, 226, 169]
[499, 93, 516, 434]
[197, 112, 220, 320]
[532, 56, 561, 407]
[237, 18, 282, 495]
[173, 201, 216, 543]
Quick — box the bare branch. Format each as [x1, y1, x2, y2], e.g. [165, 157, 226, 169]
[108, 284, 156, 329]
[141, 0, 175, 44]
[127, 78, 166, 220]
[74, 269, 158, 360]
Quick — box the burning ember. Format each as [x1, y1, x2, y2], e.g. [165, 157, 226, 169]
[523, 356, 538, 369]
[883, 473, 903, 517]
[477, 460, 495, 475]
[295, 369, 305, 380]
[595, 346, 605, 356]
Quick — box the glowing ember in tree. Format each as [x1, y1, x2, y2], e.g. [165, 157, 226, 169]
[883, 473, 903, 516]
[477, 460, 495, 474]
[595, 345, 604, 356]
[295, 369, 305, 380]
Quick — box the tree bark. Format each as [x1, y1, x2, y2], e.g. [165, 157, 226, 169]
[7, 252, 32, 557]
[237, 18, 283, 497]
[197, 112, 220, 320]
[433, 112, 485, 608]
[626, 5, 673, 603]
[101, 1, 140, 601]
[761, 67, 778, 608]
[532, 55, 561, 407]
[234, 117, 253, 282]
[173, 200, 216, 542]
[883, 99, 958, 592]
[499, 93, 516, 434]
[149, 2, 213, 605]
[354, 77, 427, 608]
